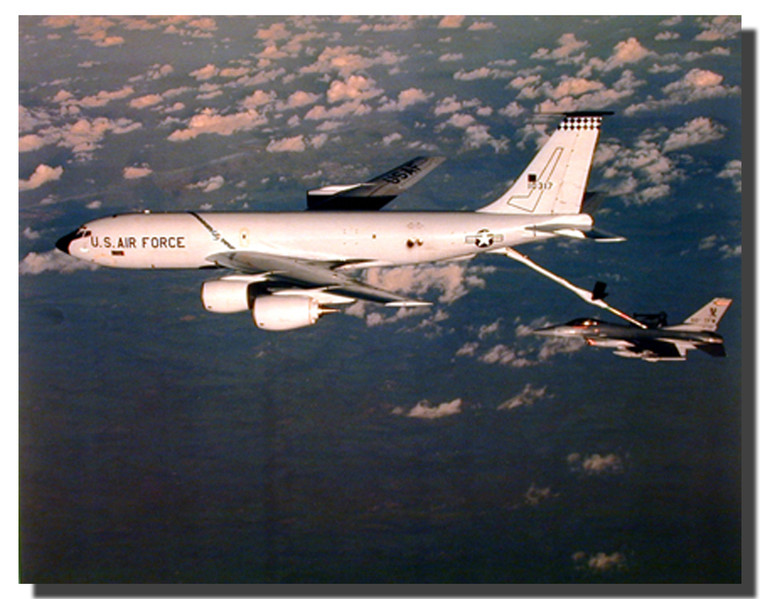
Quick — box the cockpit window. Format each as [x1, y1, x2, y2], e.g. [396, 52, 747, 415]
[73, 229, 92, 239]
[568, 318, 600, 327]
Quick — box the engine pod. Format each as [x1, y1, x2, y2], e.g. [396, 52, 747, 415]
[252, 295, 323, 331]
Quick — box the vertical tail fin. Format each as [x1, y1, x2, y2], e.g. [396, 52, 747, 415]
[680, 298, 732, 332]
[478, 112, 611, 215]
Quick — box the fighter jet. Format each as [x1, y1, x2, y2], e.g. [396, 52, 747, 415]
[533, 298, 732, 362]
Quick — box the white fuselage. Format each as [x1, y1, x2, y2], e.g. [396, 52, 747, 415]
[66, 211, 594, 270]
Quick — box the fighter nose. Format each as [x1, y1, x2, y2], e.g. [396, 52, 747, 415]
[532, 326, 556, 337]
[55, 230, 78, 254]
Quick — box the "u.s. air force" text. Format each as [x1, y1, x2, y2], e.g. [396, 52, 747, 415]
[90, 236, 186, 249]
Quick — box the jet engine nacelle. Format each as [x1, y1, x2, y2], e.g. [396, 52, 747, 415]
[201, 279, 253, 313]
[252, 295, 327, 331]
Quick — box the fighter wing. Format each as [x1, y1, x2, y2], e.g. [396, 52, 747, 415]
[208, 251, 431, 307]
[306, 156, 445, 211]
[622, 338, 686, 359]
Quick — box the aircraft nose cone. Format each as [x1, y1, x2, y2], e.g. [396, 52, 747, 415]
[55, 230, 78, 254]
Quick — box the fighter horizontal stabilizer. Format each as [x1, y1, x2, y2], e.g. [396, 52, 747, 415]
[307, 156, 445, 211]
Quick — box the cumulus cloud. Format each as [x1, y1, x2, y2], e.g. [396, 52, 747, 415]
[129, 93, 163, 109]
[497, 383, 548, 410]
[365, 263, 486, 305]
[625, 68, 739, 114]
[567, 452, 624, 475]
[19, 164, 63, 191]
[20, 250, 99, 274]
[276, 90, 320, 110]
[123, 164, 153, 179]
[305, 99, 372, 121]
[662, 117, 726, 152]
[266, 135, 306, 153]
[531, 32, 589, 63]
[256, 22, 290, 41]
[168, 108, 267, 141]
[573, 551, 626, 572]
[604, 37, 652, 70]
[326, 75, 382, 103]
[595, 136, 681, 205]
[21, 116, 142, 160]
[694, 16, 741, 42]
[378, 87, 433, 112]
[406, 398, 462, 419]
[189, 63, 219, 81]
[439, 111, 508, 153]
[187, 175, 225, 193]
[301, 45, 406, 78]
[438, 16, 465, 29]
[717, 159, 741, 193]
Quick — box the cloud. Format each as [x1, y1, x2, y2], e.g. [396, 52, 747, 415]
[276, 90, 320, 110]
[19, 164, 63, 191]
[187, 175, 225, 193]
[439, 112, 508, 153]
[536, 336, 585, 361]
[604, 37, 652, 70]
[305, 100, 372, 121]
[662, 117, 726, 152]
[434, 95, 481, 116]
[531, 32, 589, 63]
[189, 63, 219, 81]
[438, 16, 465, 29]
[301, 45, 406, 78]
[567, 452, 624, 475]
[455, 341, 479, 357]
[129, 94, 163, 109]
[123, 164, 153, 179]
[168, 108, 267, 141]
[596, 136, 681, 205]
[497, 383, 548, 410]
[694, 16, 741, 42]
[382, 132, 402, 146]
[378, 87, 433, 112]
[20, 250, 99, 274]
[326, 75, 382, 103]
[573, 551, 626, 573]
[41, 16, 125, 47]
[256, 22, 290, 41]
[625, 68, 739, 114]
[364, 263, 486, 305]
[22, 116, 142, 160]
[405, 398, 462, 419]
[717, 159, 741, 193]
[266, 135, 306, 153]
[468, 21, 495, 31]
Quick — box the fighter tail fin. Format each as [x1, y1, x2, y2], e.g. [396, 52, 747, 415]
[477, 112, 610, 215]
[674, 298, 733, 332]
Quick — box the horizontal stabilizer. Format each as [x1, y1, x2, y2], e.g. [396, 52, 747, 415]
[307, 156, 445, 211]
[699, 342, 727, 357]
[529, 223, 626, 242]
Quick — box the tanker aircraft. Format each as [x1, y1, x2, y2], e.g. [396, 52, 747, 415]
[56, 112, 622, 331]
[533, 298, 732, 362]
